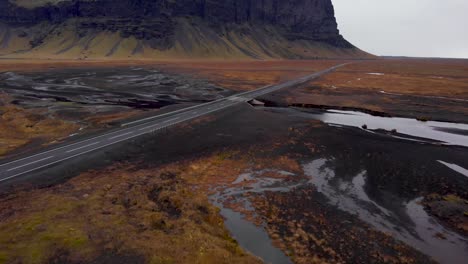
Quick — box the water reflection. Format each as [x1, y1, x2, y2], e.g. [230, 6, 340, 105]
[210, 169, 297, 264]
[303, 158, 468, 264]
[306, 109, 468, 147]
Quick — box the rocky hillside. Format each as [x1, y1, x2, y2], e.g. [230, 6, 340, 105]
[0, 0, 371, 59]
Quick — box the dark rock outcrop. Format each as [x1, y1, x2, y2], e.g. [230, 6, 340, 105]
[0, 0, 369, 59]
[0, 0, 351, 46]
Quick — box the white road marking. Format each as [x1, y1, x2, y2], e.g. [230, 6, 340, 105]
[121, 96, 231, 127]
[120, 67, 341, 127]
[0, 64, 348, 182]
[139, 117, 180, 131]
[66, 141, 101, 153]
[139, 124, 159, 131]
[438, 160, 468, 178]
[0, 131, 158, 182]
[7, 156, 54, 171]
[109, 132, 134, 140]
[163, 117, 180, 123]
[0, 127, 138, 168]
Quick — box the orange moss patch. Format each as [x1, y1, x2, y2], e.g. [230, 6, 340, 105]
[423, 194, 468, 236]
[84, 110, 143, 127]
[314, 59, 468, 98]
[0, 94, 78, 157]
[0, 160, 261, 264]
[284, 59, 468, 120]
[0, 143, 314, 264]
[0, 127, 438, 264]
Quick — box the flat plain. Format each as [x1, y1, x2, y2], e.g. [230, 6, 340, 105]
[0, 58, 467, 264]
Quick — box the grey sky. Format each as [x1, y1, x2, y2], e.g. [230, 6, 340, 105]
[332, 0, 468, 58]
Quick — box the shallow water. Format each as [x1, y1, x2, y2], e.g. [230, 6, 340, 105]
[210, 169, 298, 264]
[214, 160, 468, 264]
[303, 158, 468, 264]
[303, 109, 468, 147]
[211, 197, 292, 264]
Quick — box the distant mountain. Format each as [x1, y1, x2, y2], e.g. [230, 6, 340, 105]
[0, 0, 372, 59]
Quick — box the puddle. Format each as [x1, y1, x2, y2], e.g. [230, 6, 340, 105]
[303, 158, 468, 264]
[367, 72, 385, 76]
[210, 169, 298, 264]
[303, 109, 468, 147]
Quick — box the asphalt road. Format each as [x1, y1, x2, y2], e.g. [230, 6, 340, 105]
[0, 63, 347, 183]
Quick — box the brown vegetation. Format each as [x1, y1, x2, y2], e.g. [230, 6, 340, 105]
[0, 113, 449, 264]
[1, 58, 466, 263]
[251, 190, 435, 264]
[314, 59, 468, 98]
[84, 110, 142, 127]
[423, 194, 468, 236]
[1, 147, 427, 264]
[0, 160, 261, 264]
[283, 59, 468, 122]
[0, 94, 78, 157]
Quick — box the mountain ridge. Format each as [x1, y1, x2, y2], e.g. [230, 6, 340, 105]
[0, 0, 372, 59]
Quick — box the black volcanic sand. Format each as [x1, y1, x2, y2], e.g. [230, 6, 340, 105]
[0, 67, 231, 122]
[2, 104, 467, 263]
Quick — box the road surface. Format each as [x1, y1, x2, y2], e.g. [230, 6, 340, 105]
[0, 63, 347, 183]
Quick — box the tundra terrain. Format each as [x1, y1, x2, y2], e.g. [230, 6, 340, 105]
[0, 58, 467, 264]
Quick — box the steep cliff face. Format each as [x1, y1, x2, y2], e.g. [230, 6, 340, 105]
[0, 0, 370, 59]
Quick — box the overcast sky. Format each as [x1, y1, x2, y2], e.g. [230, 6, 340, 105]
[332, 0, 468, 58]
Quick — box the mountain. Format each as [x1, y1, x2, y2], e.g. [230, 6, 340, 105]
[0, 0, 371, 59]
